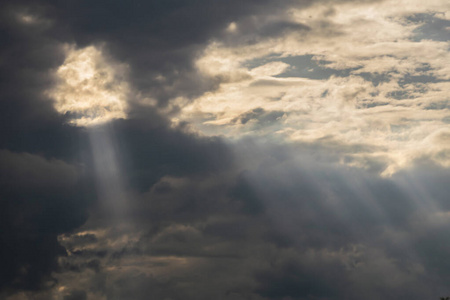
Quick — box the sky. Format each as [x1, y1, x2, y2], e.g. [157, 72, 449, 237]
[0, 0, 449, 299]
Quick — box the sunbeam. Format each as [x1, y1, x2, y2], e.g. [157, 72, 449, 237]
[3, 0, 450, 299]
[48, 44, 132, 219]
[88, 124, 128, 218]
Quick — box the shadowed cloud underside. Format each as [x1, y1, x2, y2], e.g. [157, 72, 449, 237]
[0, 0, 449, 299]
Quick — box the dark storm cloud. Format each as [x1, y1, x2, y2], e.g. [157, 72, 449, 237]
[0, 103, 235, 293]
[111, 113, 235, 192]
[0, 6, 92, 291]
[0, 3, 97, 294]
[0, 3, 87, 161]
[45, 0, 312, 106]
[0, 150, 78, 188]
[50, 139, 450, 300]
[240, 147, 450, 299]
[55, 146, 450, 299]
[0, 0, 303, 293]
[254, 258, 339, 299]
[0, 0, 313, 156]
[63, 290, 87, 300]
[0, 150, 91, 292]
[1, 0, 450, 299]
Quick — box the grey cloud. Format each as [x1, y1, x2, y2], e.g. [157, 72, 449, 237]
[45, 0, 312, 107]
[113, 115, 235, 192]
[424, 100, 449, 110]
[260, 21, 311, 37]
[221, 17, 311, 47]
[63, 290, 87, 300]
[1, 0, 449, 299]
[232, 108, 285, 127]
[408, 13, 450, 42]
[0, 8, 100, 288]
[245, 54, 355, 80]
[254, 255, 341, 299]
[0, 150, 79, 189]
[0, 151, 92, 292]
[46, 139, 450, 300]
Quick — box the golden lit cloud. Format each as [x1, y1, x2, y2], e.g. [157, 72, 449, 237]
[175, 0, 450, 174]
[49, 45, 130, 126]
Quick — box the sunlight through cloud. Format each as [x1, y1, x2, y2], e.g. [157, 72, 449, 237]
[49, 45, 129, 126]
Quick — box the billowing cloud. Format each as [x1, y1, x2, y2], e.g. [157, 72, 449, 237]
[1, 0, 449, 299]
[15, 142, 450, 300]
[178, 0, 450, 174]
[0, 150, 90, 293]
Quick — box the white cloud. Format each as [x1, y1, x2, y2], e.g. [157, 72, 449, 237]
[174, 0, 450, 175]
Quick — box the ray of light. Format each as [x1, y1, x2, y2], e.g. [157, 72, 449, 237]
[88, 124, 129, 218]
[48, 44, 132, 217]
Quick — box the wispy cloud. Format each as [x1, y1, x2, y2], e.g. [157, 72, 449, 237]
[176, 0, 450, 174]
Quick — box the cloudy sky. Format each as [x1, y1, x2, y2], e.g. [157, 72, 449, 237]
[1, 0, 450, 299]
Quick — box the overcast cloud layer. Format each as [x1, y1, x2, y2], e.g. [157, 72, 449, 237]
[1, 0, 449, 299]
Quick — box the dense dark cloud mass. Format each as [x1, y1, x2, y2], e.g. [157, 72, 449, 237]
[0, 150, 89, 291]
[52, 146, 450, 300]
[1, 0, 450, 299]
[0, 3, 88, 294]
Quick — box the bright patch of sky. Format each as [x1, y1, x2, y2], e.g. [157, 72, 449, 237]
[175, 0, 450, 175]
[49, 45, 130, 126]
